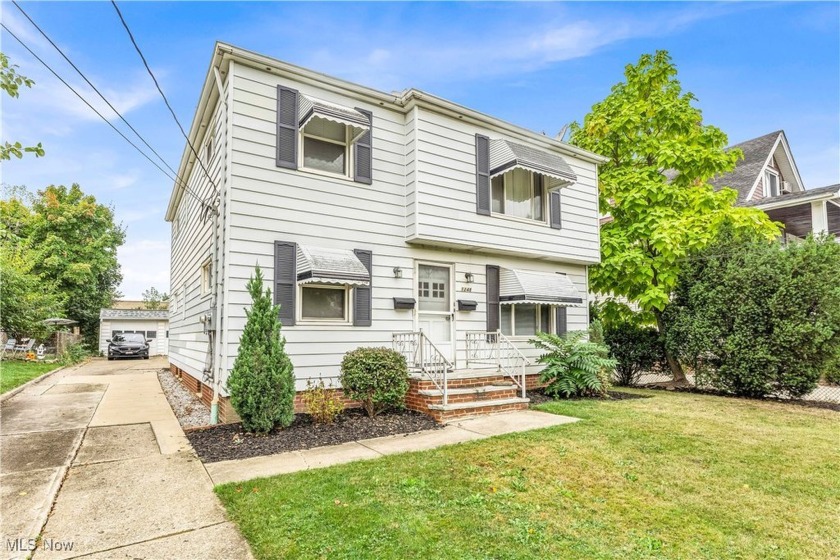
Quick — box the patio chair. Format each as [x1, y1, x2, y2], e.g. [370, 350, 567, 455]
[1, 338, 16, 360]
[12, 338, 35, 359]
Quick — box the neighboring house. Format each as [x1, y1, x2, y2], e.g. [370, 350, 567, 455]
[165, 43, 606, 422]
[98, 309, 169, 356]
[712, 130, 839, 240]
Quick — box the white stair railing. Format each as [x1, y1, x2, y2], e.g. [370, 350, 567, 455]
[392, 331, 453, 405]
[465, 330, 531, 398]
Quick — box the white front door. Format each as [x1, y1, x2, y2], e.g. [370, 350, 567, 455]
[417, 263, 454, 362]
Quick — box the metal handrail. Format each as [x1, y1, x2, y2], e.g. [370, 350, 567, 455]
[392, 331, 452, 405]
[465, 330, 531, 398]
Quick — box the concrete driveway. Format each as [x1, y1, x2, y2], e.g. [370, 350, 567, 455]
[0, 357, 253, 560]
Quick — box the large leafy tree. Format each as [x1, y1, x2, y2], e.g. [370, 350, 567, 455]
[0, 187, 63, 338]
[570, 51, 778, 382]
[1, 52, 44, 161]
[2, 184, 125, 346]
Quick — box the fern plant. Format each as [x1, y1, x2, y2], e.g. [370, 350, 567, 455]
[531, 331, 617, 398]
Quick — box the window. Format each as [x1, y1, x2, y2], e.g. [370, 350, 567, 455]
[300, 285, 350, 322]
[500, 304, 554, 337]
[491, 168, 544, 221]
[201, 260, 212, 296]
[146, 331, 157, 339]
[301, 117, 349, 176]
[204, 134, 213, 166]
[765, 170, 779, 197]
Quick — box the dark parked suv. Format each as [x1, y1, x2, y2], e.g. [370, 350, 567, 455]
[107, 332, 150, 360]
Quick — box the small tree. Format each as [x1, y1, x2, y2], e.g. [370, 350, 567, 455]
[142, 287, 169, 310]
[226, 266, 295, 432]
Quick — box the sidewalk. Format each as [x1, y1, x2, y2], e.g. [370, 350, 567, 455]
[0, 357, 253, 560]
[206, 410, 579, 485]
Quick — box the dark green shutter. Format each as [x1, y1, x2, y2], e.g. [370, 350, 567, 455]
[549, 190, 562, 229]
[276, 86, 299, 169]
[475, 134, 491, 215]
[353, 249, 372, 326]
[555, 306, 567, 336]
[486, 265, 500, 332]
[354, 108, 373, 184]
[274, 241, 296, 326]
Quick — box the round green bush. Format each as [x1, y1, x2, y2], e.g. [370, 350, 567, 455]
[340, 347, 409, 417]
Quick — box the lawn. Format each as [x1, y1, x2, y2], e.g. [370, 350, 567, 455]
[216, 390, 839, 560]
[0, 360, 59, 393]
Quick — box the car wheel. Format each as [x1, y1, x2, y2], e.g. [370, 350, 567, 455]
[108, 356, 114, 361]
[143, 355, 149, 360]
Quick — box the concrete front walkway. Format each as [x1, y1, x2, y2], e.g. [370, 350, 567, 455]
[0, 357, 252, 560]
[206, 410, 579, 485]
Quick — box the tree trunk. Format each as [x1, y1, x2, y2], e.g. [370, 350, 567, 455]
[653, 308, 689, 385]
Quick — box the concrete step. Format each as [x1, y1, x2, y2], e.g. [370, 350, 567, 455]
[427, 397, 530, 411]
[417, 384, 518, 397]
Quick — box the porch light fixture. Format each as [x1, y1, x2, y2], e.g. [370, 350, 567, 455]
[465, 272, 474, 283]
[393, 267, 402, 279]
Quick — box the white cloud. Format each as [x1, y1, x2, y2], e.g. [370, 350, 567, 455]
[281, 3, 743, 90]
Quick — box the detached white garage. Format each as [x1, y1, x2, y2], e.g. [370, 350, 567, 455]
[99, 309, 169, 356]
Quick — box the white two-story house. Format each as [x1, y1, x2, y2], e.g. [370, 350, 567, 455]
[165, 43, 606, 423]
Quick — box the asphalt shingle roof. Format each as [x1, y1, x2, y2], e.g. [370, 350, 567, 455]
[99, 309, 169, 320]
[709, 130, 782, 204]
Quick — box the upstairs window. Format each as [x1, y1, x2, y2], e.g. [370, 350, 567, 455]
[491, 168, 544, 222]
[301, 117, 349, 176]
[765, 169, 780, 197]
[201, 260, 212, 296]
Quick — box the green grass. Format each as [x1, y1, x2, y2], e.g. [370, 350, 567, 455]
[216, 390, 840, 560]
[0, 360, 59, 393]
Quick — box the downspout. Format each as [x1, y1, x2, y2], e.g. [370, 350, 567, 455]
[209, 64, 228, 424]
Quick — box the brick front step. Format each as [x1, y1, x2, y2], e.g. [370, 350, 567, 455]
[428, 400, 530, 422]
[427, 397, 530, 411]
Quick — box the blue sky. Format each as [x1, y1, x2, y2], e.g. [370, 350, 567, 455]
[2, 1, 838, 299]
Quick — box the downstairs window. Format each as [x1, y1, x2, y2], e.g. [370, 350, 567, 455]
[500, 304, 553, 337]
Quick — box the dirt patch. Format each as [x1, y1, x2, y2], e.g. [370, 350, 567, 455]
[639, 384, 840, 412]
[528, 389, 650, 406]
[157, 369, 211, 429]
[187, 408, 441, 463]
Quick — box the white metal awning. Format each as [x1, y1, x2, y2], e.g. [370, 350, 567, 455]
[296, 245, 370, 286]
[489, 139, 577, 189]
[299, 95, 370, 142]
[499, 269, 584, 306]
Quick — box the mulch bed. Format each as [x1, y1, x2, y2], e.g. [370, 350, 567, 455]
[639, 383, 840, 412]
[187, 408, 441, 463]
[527, 389, 650, 406]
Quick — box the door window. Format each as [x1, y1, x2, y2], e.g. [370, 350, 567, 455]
[418, 265, 450, 312]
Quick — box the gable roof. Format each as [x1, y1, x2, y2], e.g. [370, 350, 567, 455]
[709, 131, 783, 204]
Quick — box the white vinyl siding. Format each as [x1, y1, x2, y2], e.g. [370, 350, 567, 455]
[409, 107, 600, 264]
[167, 71, 231, 381]
[169, 60, 596, 392]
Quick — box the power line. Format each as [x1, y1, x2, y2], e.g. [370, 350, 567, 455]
[11, 1, 185, 188]
[0, 23, 211, 211]
[110, 0, 218, 197]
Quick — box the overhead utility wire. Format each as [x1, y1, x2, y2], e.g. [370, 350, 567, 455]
[0, 23, 210, 210]
[110, 0, 219, 197]
[11, 1, 187, 189]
